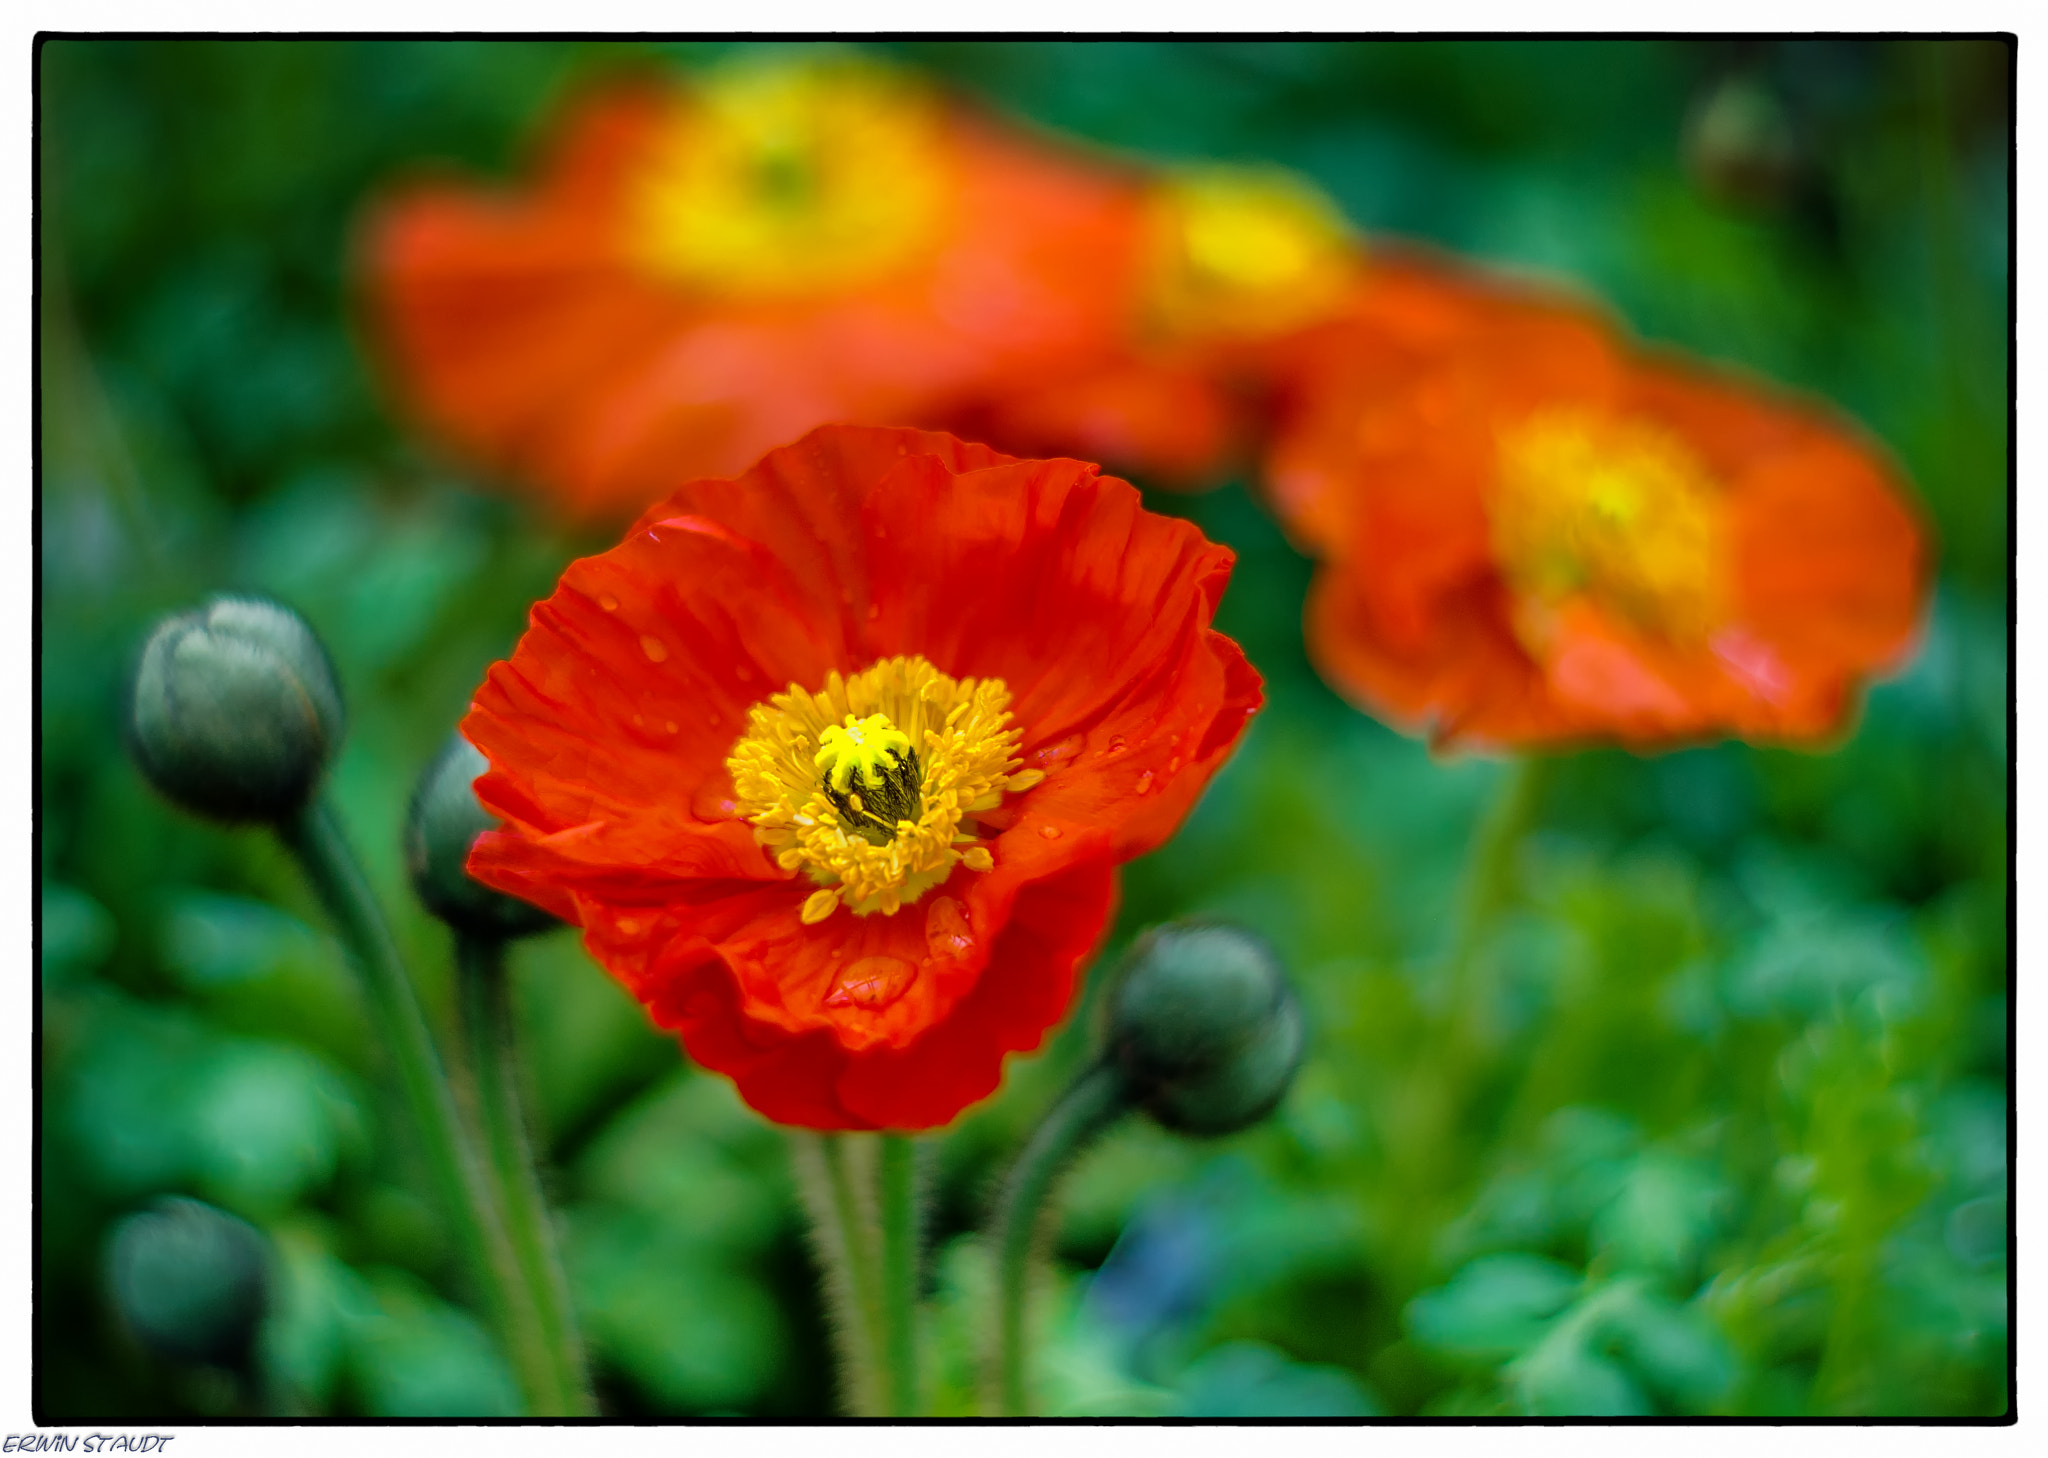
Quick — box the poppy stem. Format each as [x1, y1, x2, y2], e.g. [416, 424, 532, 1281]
[454, 932, 595, 1416]
[1383, 754, 1549, 1283]
[1442, 754, 1549, 1051]
[878, 1133, 923, 1416]
[989, 1059, 1131, 1416]
[788, 1132, 886, 1415]
[277, 796, 554, 1415]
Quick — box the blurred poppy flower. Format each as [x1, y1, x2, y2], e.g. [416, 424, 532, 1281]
[363, 54, 1137, 521]
[961, 163, 1365, 488]
[1266, 305, 1927, 749]
[460, 425, 1261, 1129]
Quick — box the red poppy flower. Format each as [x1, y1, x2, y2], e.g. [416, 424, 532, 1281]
[1265, 304, 1928, 749]
[957, 164, 1367, 489]
[460, 425, 1262, 1129]
[362, 55, 1139, 521]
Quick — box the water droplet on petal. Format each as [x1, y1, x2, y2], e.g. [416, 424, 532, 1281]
[665, 720, 679, 734]
[1101, 736, 1127, 758]
[1168, 731, 1182, 749]
[598, 593, 620, 612]
[925, 897, 976, 961]
[824, 955, 917, 1010]
[1167, 755, 1183, 774]
[616, 918, 639, 936]
[1038, 824, 1063, 839]
[691, 784, 738, 820]
[1135, 770, 1155, 796]
[867, 603, 881, 622]
[640, 635, 668, 663]
[1025, 733, 1086, 773]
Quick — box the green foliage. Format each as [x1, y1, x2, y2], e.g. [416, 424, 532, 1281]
[38, 38, 2007, 1418]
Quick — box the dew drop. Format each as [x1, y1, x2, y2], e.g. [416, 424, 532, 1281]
[598, 593, 620, 612]
[1168, 731, 1182, 749]
[925, 897, 976, 962]
[616, 918, 639, 936]
[1025, 733, 1086, 773]
[691, 783, 738, 820]
[1101, 736, 1128, 759]
[1038, 824, 1063, 839]
[824, 955, 916, 1011]
[867, 603, 881, 622]
[640, 635, 669, 663]
[1135, 770, 1155, 796]
[665, 720, 679, 734]
[1167, 755, 1183, 774]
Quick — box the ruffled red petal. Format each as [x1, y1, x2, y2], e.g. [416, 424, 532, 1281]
[463, 424, 1258, 1128]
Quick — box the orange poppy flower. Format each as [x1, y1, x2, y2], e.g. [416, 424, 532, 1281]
[459, 425, 1262, 1129]
[362, 55, 1138, 521]
[1266, 304, 1928, 749]
[958, 163, 1367, 489]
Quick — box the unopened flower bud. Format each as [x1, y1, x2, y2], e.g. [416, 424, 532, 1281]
[105, 1197, 270, 1370]
[1684, 73, 1804, 212]
[406, 733, 557, 938]
[1108, 922, 1304, 1137]
[127, 595, 345, 824]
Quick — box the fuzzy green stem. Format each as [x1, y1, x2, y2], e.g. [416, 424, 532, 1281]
[787, 1133, 886, 1415]
[878, 1133, 921, 1417]
[823, 1136, 886, 1404]
[456, 933, 594, 1416]
[278, 797, 553, 1414]
[991, 1060, 1131, 1416]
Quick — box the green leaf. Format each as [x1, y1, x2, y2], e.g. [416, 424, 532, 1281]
[1405, 1253, 1582, 1360]
[1589, 1152, 1728, 1277]
[160, 890, 332, 990]
[42, 882, 116, 986]
[1172, 1340, 1381, 1417]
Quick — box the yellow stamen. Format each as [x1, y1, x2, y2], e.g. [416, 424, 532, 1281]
[1144, 165, 1358, 341]
[728, 656, 1029, 919]
[1492, 408, 1727, 646]
[625, 55, 950, 296]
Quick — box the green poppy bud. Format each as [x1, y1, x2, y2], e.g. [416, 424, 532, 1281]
[105, 1197, 271, 1371]
[1108, 922, 1304, 1137]
[1684, 73, 1804, 212]
[405, 733, 557, 938]
[127, 595, 345, 824]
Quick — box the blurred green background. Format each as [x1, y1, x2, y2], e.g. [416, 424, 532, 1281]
[37, 39, 2009, 1419]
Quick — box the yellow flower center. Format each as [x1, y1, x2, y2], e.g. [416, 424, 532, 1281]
[1144, 165, 1358, 340]
[1491, 408, 1728, 645]
[727, 656, 1045, 923]
[625, 56, 950, 297]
